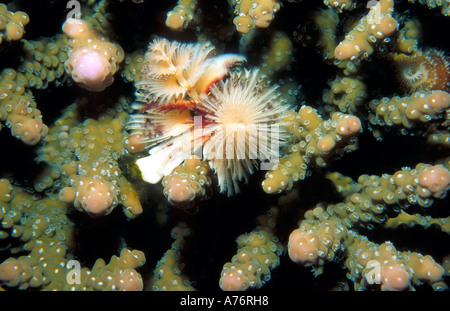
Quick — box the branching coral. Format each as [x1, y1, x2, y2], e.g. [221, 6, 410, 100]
[407, 0, 450, 16]
[62, 18, 124, 91]
[368, 90, 450, 133]
[262, 106, 362, 194]
[35, 100, 143, 219]
[0, 3, 28, 45]
[230, 0, 281, 33]
[288, 163, 450, 290]
[0, 32, 69, 145]
[259, 31, 294, 76]
[165, 0, 199, 31]
[0, 178, 145, 290]
[0, 72, 48, 145]
[334, 0, 398, 61]
[0, 0, 448, 294]
[152, 222, 195, 290]
[219, 207, 283, 291]
[162, 155, 211, 212]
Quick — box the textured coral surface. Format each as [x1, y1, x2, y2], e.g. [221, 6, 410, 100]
[0, 0, 448, 292]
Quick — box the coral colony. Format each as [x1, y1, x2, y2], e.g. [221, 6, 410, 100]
[0, 0, 449, 292]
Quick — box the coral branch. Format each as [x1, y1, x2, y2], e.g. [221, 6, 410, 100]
[220, 207, 283, 291]
[334, 0, 397, 61]
[152, 222, 195, 291]
[262, 106, 362, 194]
[368, 90, 450, 132]
[162, 155, 211, 212]
[62, 18, 124, 91]
[0, 4, 28, 45]
[231, 0, 281, 33]
[0, 0, 449, 293]
[165, 0, 198, 31]
[36, 102, 143, 219]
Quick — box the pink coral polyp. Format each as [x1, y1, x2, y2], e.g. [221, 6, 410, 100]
[69, 48, 113, 92]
